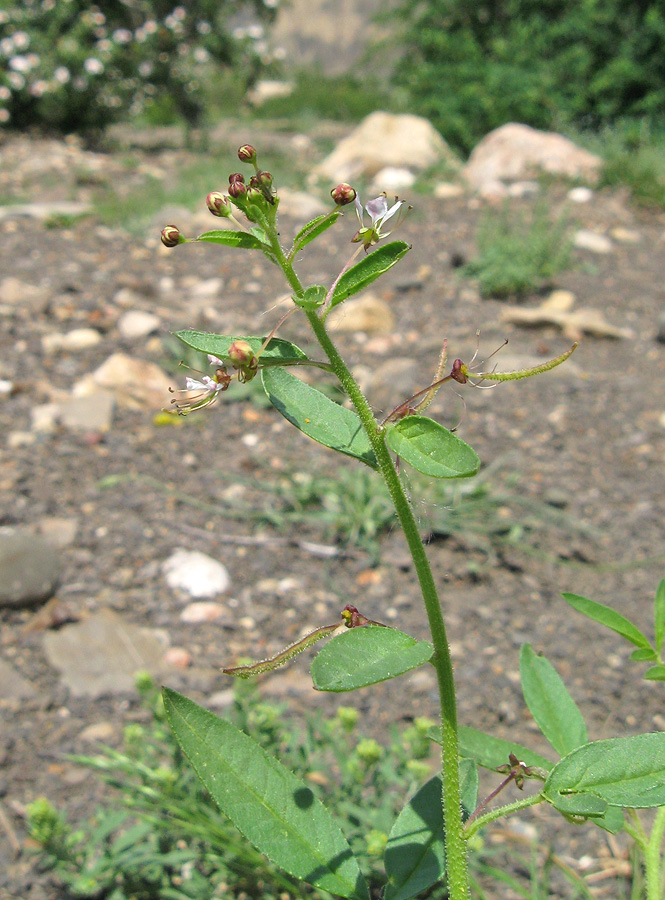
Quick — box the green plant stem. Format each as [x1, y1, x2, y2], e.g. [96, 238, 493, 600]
[464, 793, 544, 839]
[266, 234, 470, 898]
[644, 807, 665, 900]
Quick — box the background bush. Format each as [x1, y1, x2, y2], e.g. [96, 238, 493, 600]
[391, 0, 665, 153]
[0, 0, 279, 133]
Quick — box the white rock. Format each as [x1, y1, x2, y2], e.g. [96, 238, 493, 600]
[163, 549, 230, 599]
[0, 379, 13, 395]
[277, 187, 328, 220]
[31, 403, 59, 433]
[189, 277, 224, 300]
[73, 353, 172, 410]
[433, 182, 464, 199]
[7, 431, 35, 448]
[163, 647, 192, 668]
[567, 186, 594, 203]
[542, 290, 576, 312]
[574, 229, 613, 254]
[327, 293, 395, 335]
[0, 276, 49, 312]
[41, 328, 102, 353]
[180, 601, 228, 623]
[113, 288, 145, 308]
[59, 392, 114, 432]
[507, 180, 539, 197]
[369, 167, 416, 195]
[463, 124, 602, 192]
[313, 111, 458, 182]
[118, 310, 161, 340]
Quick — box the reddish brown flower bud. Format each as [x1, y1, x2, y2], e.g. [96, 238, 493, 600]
[450, 359, 468, 384]
[228, 180, 246, 198]
[161, 225, 184, 248]
[238, 144, 257, 164]
[206, 191, 231, 217]
[228, 172, 245, 184]
[228, 340, 256, 369]
[255, 170, 273, 188]
[331, 183, 356, 206]
[245, 186, 264, 205]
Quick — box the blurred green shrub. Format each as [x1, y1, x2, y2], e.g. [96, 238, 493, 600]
[0, 0, 278, 133]
[391, 0, 665, 153]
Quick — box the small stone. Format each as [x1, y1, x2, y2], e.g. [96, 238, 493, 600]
[507, 180, 539, 197]
[78, 721, 116, 743]
[34, 517, 79, 549]
[567, 186, 594, 203]
[189, 277, 224, 300]
[180, 601, 228, 623]
[208, 689, 235, 709]
[7, 431, 35, 448]
[31, 403, 60, 433]
[277, 187, 327, 220]
[73, 353, 172, 411]
[574, 229, 613, 254]
[163, 549, 230, 599]
[42, 608, 169, 697]
[59, 392, 114, 432]
[41, 328, 102, 353]
[0, 379, 13, 395]
[163, 647, 192, 669]
[113, 287, 145, 308]
[118, 310, 161, 340]
[327, 293, 395, 335]
[369, 166, 416, 195]
[434, 182, 464, 200]
[0, 276, 49, 313]
[610, 226, 641, 244]
[0, 528, 60, 608]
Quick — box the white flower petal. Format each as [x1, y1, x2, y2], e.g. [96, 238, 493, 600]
[207, 354, 224, 366]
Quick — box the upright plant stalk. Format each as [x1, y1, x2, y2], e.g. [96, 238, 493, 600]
[270, 241, 470, 899]
[640, 807, 665, 900]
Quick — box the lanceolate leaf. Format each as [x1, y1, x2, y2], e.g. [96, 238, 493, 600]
[195, 230, 268, 251]
[645, 664, 665, 681]
[384, 775, 446, 900]
[384, 416, 480, 479]
[519, 644, 587, 757]
[329, 241, 410, 309]
[561, 593, 652, 650]
[262, 367, 377, 468]
[292, 210, 341, 255]
[162, 689, 368, 900]
[311, 626, 433, 692]
[383, 760, 477, 900]
[631, 647, 658, 662]
[544, 732, 665, 809]
[430, 725, 553, 772]
[175, 331, 308, 366]
[654, 579, 665, 653]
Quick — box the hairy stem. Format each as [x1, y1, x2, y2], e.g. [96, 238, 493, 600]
[644, 807, 665, 900]
[464, 793, 544, 839]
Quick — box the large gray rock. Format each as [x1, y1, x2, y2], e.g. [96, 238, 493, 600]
[0, 528, 60, 608]
[313, 112, 458, 183]
[42, 608, 170, 697]
[463, 124, 602, 193]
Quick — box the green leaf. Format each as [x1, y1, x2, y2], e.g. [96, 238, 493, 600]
[162, 688, 368, 900]
[383, 760, 477, 900]
[655, 579, 665, 653]
[384, 775, 446, 900]
[195, 229, 268, 250]
[593, 805, 626, 834]
[631, 647, 658, 662]
[293, 285, 327, 310]
[645, 664, 665, 681]
[261, 367, 377, 468]
[311, 626, 433, 692]
[175, 331, 308, 366]
[329, 241, 411, 309]
[544, 732, 665, 809]
[430, 726, 553, 772]
[549, 791, 608, 817]
[519, 644, 587, 757]
[292, 210, 340, 254]
[384, 416, 480, 479]
[561, 593, 652, 651]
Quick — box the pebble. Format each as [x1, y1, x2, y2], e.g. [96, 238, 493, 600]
[34, 517, 79, 549]
[208, 689, 235, 709]
[78, 721, 116, 743]
[0, 276, 49, 313]
[118, 310, 161, 340]
[162, 549, 230, 599]
[189, 277, 224, 300]
[58, 392, 114, 432]
[542, 289, 576, 311]
[42, 328, 102, 353]
[180, 601, 228, 623]
[0, 528, 60, 608]
[567, 186, 594, 203]
[31, 403, 60, 433]
[0, 379, 13, 395]
[610, 226, 641, 243]
[73, 353, 172, 411]
[507, 180, 539, 197]
[573, 229, 613, 254]
[327, 293, 395, 335]
[163, 647, 192, 669]
[42, 608, 169, 697]
[369, 166, 416, 195]
[433, 182, 464, 200]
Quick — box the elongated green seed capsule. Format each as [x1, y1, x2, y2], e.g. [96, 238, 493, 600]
[222, 621, 342, 678]
[476, 342, 578, 382]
